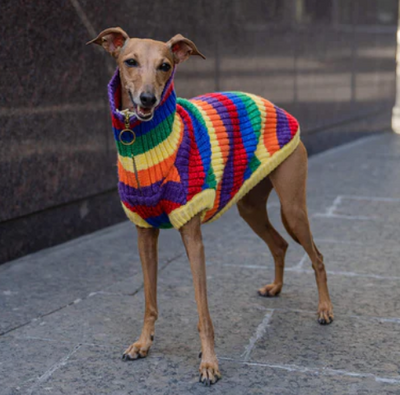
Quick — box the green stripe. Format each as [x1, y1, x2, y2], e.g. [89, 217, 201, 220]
[248, 155, 261, 173]
[116, 113, 175, 157]
[159, 222, 173, 229]
[206, 167, 217, 189]
[232, 92, 262, 174]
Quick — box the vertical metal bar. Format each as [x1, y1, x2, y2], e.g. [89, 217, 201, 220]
[392, 0, 400, 133]
[214, 0, 221, 92]
[351, 0, 357, 105]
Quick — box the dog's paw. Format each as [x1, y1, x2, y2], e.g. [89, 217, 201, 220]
[198, 360, 222, 386]
[258, 282, 282, 297]
[317, 302, 334, 325]
[122, 339, 153, 361]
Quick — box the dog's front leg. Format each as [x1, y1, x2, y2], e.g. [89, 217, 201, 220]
[123, 227, 159, 360]
[180, 215, 222, 386]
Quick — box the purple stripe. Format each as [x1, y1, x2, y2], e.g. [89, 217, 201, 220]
[174, 106, 193, 202]
[118, 181, 186, 207]
[196, 95, 235, 211]
[275, 105, 292, 148]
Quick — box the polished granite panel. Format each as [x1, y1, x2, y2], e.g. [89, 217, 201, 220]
[0, 0, 111, 109]
[0, 109, 115, 222]
[295, 27, 354, 130]
[0, 0, 115, 224]
[0, 190, 126, 264]
[0, 0, 398, 262]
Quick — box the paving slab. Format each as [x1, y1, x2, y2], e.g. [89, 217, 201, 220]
[331, 197, 400, 220]
[250, 310, 400, 379]
[5, 261, 266, 357]
[308, 215, 400, 245]
[0, 337, 74, 395]
[0, 223, 184, 335]
[306, 134, 400, 197]
[6, 258, 400, 382]
[304, 240, 400, 278]
[21, 345, 400, 395]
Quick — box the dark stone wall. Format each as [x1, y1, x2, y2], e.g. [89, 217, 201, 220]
[0, 0, 398, 263]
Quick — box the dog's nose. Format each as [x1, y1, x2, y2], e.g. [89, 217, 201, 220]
[140, 92, 157, 108]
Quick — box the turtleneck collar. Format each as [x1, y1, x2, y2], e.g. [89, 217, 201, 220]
[108, 67, 177, 136]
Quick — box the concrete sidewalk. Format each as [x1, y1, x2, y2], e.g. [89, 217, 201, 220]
[1, 133, 400, 395]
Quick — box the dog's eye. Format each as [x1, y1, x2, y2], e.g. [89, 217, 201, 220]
[159, 62, 171, 72]
[125, 59, 138, 67]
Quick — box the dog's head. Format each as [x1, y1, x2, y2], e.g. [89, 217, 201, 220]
[87, 27, 205, 121]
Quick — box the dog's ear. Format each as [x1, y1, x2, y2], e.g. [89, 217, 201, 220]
[166, 34, 206, 64]
[86, 27, 129, 58]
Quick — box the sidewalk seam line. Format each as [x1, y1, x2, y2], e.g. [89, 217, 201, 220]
[0, 252, 183, 337]
[27, 343, 82, 394]
[219, 357, 400, 384]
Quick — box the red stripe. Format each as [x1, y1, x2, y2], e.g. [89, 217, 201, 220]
[123, 200, 181, 219]
[209, 93, 247, 199]
[159, 82, 174, 106]
[176, 104, 205, 200]
[112, 113, 124, 129]
[284, 110, 299, 137]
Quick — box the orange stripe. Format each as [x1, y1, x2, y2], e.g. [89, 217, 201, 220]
[204, 186, 221, 221]
[118, 114, 184, 189]
[191, 99, 230, 166]
[191, 99, 231, 222]
[118, 119, 184, 188]
[262, 99, 280, 156]
[162, 165, 181, 185]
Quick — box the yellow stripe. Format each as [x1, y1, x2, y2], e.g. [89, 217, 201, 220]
[191, 102, 225, 185]
[168, 189, 216, 229]
[121, 203, 152, 228]
[245, 93, 271, 161]
[205, 129, 300, 224]
[118, 114, 183, 173]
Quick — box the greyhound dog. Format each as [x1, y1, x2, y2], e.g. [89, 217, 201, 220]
[88, 27, 333, 386]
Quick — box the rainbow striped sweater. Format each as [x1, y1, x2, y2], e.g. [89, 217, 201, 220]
[109, 68, 300, 229]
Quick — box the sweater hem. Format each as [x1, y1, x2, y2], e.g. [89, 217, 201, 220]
[121, 202, 153, 228]
[169, 189, 216, 229]
[206, 128, 301, 224]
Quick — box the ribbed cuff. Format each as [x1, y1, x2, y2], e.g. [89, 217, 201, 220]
[169, 189, 216, 229]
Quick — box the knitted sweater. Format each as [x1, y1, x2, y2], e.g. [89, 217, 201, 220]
[108, 68, 300, 229]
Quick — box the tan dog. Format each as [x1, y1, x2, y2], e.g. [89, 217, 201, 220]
[88, 27, 334, 386]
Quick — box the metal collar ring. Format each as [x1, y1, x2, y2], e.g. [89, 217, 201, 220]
[119, 129, 136, 146]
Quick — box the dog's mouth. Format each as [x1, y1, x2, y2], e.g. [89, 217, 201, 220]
[133, 103, 154, 121]
[129, 91, 155, 122]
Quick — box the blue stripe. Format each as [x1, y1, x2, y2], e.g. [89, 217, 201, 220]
[196, 94, 235, 213]
[146, 213, 172, 228]
[223, 93, 259, 181]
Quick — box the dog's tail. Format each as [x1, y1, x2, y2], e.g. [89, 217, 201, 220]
[280, 209, 300, 244]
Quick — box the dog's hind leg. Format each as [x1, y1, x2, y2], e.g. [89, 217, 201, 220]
[237, 177, 289, 297]
[270, 142, 334, 324]
[123, 227, 159, 360]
